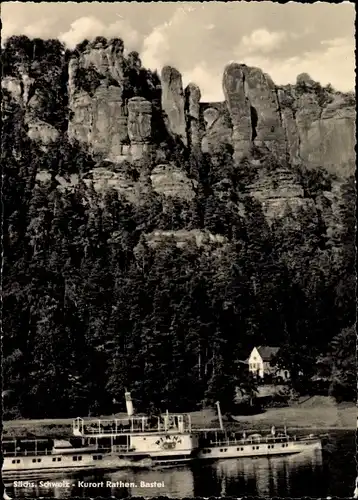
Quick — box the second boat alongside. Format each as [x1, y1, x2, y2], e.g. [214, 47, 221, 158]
[197, 428, 322, 460]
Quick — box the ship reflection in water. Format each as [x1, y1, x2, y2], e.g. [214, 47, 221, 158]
[8, 448, 326, 498]
[207, 448, 323, 498]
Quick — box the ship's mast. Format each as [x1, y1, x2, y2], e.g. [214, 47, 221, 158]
[216, 401, 224, 431]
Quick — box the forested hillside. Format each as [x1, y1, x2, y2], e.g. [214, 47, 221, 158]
[2, 35, 356, 419]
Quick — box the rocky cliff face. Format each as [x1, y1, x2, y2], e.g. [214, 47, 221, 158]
[4, 36, 355, 226]
[185, 83, 201, 152]
[67, 39, 129, 161]
[245, 162, 314, 222]
[2, 70, 60, 148]
[161, 66, 187, 145]
[127, 97, 153, 161]
[150, 164, 198, 201]
[222, 63, 252, 162]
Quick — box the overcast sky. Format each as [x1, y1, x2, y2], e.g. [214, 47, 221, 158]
[2, 2, 355, 101]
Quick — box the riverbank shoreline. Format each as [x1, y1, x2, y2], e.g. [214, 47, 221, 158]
[3, 400, 356, 437]
[228, 400, 356, 432]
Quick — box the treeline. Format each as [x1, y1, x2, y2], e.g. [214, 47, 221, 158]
[2, 36, 356, 419]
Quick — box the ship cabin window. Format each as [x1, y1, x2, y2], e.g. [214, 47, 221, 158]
[93, 455, 103, 460]
[12, 459, 21, 464]
[220, 449, 223, 452]
[113, 435, 128, 445]
[224, 448, 228, 452]
[73, 455, 82, 461]
[52, 457, 62, 462]
[252, 446, 255, 450]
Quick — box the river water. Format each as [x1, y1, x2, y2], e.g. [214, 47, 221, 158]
[5, 431, 355, 498]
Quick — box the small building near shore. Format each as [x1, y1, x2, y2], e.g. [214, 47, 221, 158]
[248, 346, 290, 382]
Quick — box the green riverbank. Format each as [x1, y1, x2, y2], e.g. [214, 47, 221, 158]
[3, 397, 356, 438]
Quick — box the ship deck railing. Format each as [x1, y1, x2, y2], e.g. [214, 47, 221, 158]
[201, 434, 316, 447]
[73, 414, 194, 436]
[3, 448, 53, 457]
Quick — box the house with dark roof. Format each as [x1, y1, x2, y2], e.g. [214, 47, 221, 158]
[248, 346, 290, 381]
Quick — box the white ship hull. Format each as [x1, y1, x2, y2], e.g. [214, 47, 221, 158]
[197, 438, 322, 460]
[3, 428, 199, 477]
[2, 452, 152, 478]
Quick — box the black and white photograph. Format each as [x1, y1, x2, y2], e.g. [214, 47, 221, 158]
[1, 1, 356, 499]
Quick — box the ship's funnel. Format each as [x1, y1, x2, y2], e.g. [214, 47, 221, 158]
[125, 391, 134, 416]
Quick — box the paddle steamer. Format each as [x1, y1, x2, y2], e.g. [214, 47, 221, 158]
[3, 403, 200, 477]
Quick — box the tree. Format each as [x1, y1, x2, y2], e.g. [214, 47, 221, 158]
[317, 325, 356, 402]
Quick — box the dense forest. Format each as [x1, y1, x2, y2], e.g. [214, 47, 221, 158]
[1, 36, 356, 419]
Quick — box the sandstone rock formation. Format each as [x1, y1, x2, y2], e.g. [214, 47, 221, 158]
[161, 66, 187, 145]
[82, 167, 144, 204]
[127, 97, 152, 160]
[185, 83, 201, 150]
[142, 229, 228, 250]
[7, 38, 353, 179]
[244, 161, 315, 222]
[2, 67, 35, 107]
[5, 36, 354, 217]
[298, 94, 355, 176]
[67, 39, 128, 161]
[243, 67, 286, 158]
[2, 73, 58, 147]
[222, 63, 252, 162]
[77, 37, 125, 83]
[150, 164, 197, 201]
[2, 77, 23, 103]
[276, 88, 300, 165]
[276, 88, 355, 176]
[201, 103, 232, 155]
[26, 118, 59, 146]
